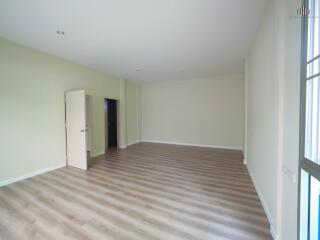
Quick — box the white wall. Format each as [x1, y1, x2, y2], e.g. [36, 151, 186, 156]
[246, 0, 301, 239]
[280, 0, 301, 239]
[141, 75, 245, 149]
[246, 0, 279, 234]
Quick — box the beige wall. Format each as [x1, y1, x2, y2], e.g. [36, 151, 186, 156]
[141, 75, 245, 149]
[0, 37, 126, 182]
[246, 0, 301, 239]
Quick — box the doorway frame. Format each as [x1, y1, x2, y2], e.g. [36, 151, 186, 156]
[85, 95, 93, 157]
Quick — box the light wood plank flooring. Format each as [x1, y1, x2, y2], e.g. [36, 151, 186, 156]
[0, 143, 272, 240]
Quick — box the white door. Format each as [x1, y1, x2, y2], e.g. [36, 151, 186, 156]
[85, 95, 92, 152]
[65, 90, 87, 170]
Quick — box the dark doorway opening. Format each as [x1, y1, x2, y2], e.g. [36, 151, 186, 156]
[104, 99, 118, 149]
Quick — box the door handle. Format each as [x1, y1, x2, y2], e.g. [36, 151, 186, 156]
[80, 129, 88, 133]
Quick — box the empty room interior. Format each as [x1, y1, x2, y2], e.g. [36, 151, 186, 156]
[0, 0, 319, 239]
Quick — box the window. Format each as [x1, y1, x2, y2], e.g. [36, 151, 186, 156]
[300, 0, 320, 239]
[305, 0, 320, 164]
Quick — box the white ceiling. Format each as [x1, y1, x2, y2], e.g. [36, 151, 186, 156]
[0, 0, 266, 82]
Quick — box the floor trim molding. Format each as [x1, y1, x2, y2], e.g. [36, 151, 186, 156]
[92, 151, 106, 157]
[0, 163, 66, 187]
[126, 141, 141, 147]
[142, 139, 243, 151]
[270, 225, 280, 240]
[247, 165, 278, 239]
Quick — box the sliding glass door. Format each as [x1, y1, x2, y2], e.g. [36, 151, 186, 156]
[300, 0, 320, 239]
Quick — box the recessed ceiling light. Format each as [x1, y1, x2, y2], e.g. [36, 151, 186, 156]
[56, 30, 65, 35]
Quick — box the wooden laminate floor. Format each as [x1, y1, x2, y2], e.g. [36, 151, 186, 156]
[0, 143, 272, 240]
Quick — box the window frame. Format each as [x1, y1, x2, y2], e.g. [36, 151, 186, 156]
[301, 0, 320, 174]
[299, 0, 320, 238]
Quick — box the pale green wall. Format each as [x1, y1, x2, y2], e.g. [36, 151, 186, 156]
[141, 75, 245, 149]
[91, 96, 106, 155]
[119, 79, 127, 148]
[126, 82, 141, 145]
[0, 37, 123, 182]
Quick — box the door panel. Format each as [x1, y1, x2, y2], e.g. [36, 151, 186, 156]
[85, 96, 92, 152]
[66, 90, 87, 170]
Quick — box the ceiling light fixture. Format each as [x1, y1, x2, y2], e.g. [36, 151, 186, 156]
[56, 30, 65, 35]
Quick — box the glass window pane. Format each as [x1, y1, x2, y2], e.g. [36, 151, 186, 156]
[300, 169, 310, 240]
[307, 57, 320, 79]
[307, 0, 320, 61]
[310, 175, 320, 239]
[305, 76, 320, 163]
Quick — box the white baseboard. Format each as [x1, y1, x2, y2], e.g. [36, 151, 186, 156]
[270, 225, 280, 240]
[126, 141, 141, 147]
[142, 139, 243, 151]
[0, 163, 66, 187]
[243, 159, 247, 165]
[247, 165, 277, 239]
[92, 151, 105, 157]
